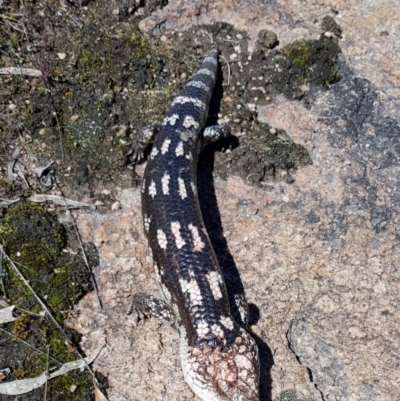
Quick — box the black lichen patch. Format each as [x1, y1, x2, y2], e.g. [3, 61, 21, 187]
[321, 16, 342, 38]
[283, 35, 341, 87]
[211, 123, 312, 186]
[257, 29, 279, 50]
[248, 31, 341, 102]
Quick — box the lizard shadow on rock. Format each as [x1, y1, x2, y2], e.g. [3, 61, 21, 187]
[198, 68, 273, 400]
[198, 150, 274, 400]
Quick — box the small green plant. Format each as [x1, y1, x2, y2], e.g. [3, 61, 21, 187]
[285, 42, 310, 67]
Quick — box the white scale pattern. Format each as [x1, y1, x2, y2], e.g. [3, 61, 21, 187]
[153, 263, 161, 283]
[196, 68, 215, 80]
[203, 56, 218, 66]
[186, 80, 211, 92]
[179, 276, 203, 305]
[178, 177, 188, 199]
[171, 221, 186, 249]
[188, 224, 205, 251]
[172, 96, 206, 111]
[163, 113, 179, 126]
[196, 319, 211, 338]
[183, 115, 200, 130]
[150, 146, 159, 159]
[203, 126, 221, 142]
[157, 229, 168, 249]
[146, 243, 153, 262]
[234, 294, 248, 325]
[161, 138, 171, 154]
[138, 49, 260, 401]
[205, 271, 223, 300]
[148, 180, 157, 198]
[175, 141, 184, 156]
[190, 181, 197, 196]
[211, 323, 225, 338]
[162, 172, 170, 195]
[220, 316, 235, 330]
[144, 214, 151, 232]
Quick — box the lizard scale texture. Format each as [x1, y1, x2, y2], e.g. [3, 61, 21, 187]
[136, 48, 260, 401]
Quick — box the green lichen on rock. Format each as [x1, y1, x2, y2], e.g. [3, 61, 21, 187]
[285, 42, 310, 68]
[249, 29, 341, 102]
[283, 35, 340, 87]
[274, 389, 316, 401]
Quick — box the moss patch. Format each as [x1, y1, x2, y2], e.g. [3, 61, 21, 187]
[0, 202, 92, 312]
[0, 201, 95, 400]
[1, 202, 64, 272]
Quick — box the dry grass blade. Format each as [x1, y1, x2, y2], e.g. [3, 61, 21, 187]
[71, 219, 103, 309]
[0, 197, 20, 208]
[0, 247, 5, 297]
[0, 67, 42, 76]
[28, 194, 95, 209]
[0, 305, 17, 323]
[219, 54, 231, 86]
[0, 344, 103, 395]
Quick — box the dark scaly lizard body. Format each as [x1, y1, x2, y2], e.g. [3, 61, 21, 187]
[129, 49, 260, 401]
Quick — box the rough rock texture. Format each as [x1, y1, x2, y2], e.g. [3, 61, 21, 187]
[69, 1, 400, 401]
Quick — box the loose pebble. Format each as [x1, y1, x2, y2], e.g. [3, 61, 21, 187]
[111, 201, 121, 211]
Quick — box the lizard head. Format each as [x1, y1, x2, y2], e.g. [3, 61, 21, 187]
[181, 327, 260, 401]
